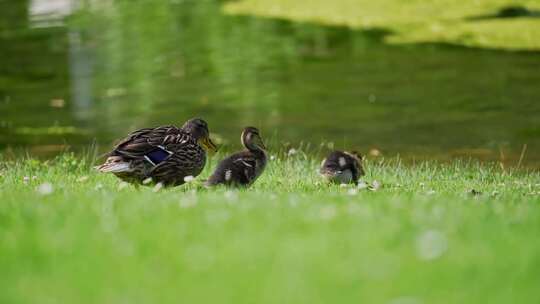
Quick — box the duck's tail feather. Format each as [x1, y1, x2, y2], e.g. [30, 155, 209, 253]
[95, 156, 133, 173]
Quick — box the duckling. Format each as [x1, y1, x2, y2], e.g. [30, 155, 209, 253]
[96, 118, 217, 186]
[320, 150, 364, 185]
[206, 127, 267, 187]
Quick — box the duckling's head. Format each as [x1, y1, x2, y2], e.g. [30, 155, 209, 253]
[241, 127, 266, 152]
[182, 118, 217, 152]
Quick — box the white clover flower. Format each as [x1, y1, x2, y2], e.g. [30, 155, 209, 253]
[142, 177, 153, 185]
[320, 205, 337, 221]
[388, 296, 422, 304]
[179, 197, 197, 208]
[369, 180, 381, 191]
[346, 202, 360, 215]
[287, 148, 297, 157]
[416, 230, 447, 261]
[357, 181, 368, 190]
[118, 182, 129, 190]
[153, 182, 163, 192]
[37, 183, 54, 195]
[426, 190, 436, 195]
[224, 190, 238, 202]
[183, 175, 195, 183]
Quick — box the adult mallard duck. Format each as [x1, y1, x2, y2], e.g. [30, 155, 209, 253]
[97, 118, 217, 186]
[206, 127, 267, 187]
[320, 150, 364, 185]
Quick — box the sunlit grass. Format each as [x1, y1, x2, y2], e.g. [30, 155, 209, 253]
[1, 153, 540, 303]
[224, 0, 540, 50]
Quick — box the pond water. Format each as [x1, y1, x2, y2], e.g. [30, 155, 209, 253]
[1, 0, 539, 167]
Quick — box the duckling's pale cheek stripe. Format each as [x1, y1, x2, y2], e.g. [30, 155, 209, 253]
[234, 159, 253, 168]
[339, 157, 347, 167]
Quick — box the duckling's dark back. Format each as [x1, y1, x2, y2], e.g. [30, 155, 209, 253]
[320, 150, 364, 184]
[206, 151, 266, 187]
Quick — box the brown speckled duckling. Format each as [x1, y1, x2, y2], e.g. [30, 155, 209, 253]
[206, 127, 267, 187]
[96, 118, 217, 186]
[320, 150, 364, 185]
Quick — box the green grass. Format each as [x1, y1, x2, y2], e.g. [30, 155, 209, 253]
[224, 0, 540, 50]
[1, 152, 540, 304]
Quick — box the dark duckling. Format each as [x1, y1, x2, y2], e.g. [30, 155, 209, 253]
[97, 118, 217, 186]
[320, 150, 364, 185]
[206, 127, 267, 187]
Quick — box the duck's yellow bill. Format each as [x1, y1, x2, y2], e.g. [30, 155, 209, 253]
[200, 136, 218, 152]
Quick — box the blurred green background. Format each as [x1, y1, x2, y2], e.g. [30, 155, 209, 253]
[1, 0, 539, 165]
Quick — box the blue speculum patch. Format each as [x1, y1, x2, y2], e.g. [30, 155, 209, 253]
[145, 147, 172, 165]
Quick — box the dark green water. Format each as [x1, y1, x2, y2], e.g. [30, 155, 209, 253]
[1, 0, 539, 166]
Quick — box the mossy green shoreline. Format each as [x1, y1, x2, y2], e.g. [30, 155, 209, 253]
[224, 0, 540, 50]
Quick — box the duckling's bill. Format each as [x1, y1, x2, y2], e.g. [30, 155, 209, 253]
[252, 135, 266, 151]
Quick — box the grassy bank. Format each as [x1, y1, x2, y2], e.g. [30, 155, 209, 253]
[1, 153, 540, 303]
[223, 0, 540, 50]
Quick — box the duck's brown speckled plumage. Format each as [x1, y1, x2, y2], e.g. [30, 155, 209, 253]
[97, 118, 216, 186]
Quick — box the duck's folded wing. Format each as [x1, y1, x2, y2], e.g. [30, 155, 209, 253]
[233, 156, 258, 184]
[150, 149, 205, 182]
[113, 125, 180, 157]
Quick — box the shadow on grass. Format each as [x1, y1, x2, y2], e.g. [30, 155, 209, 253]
[466, 5, 540, 21]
